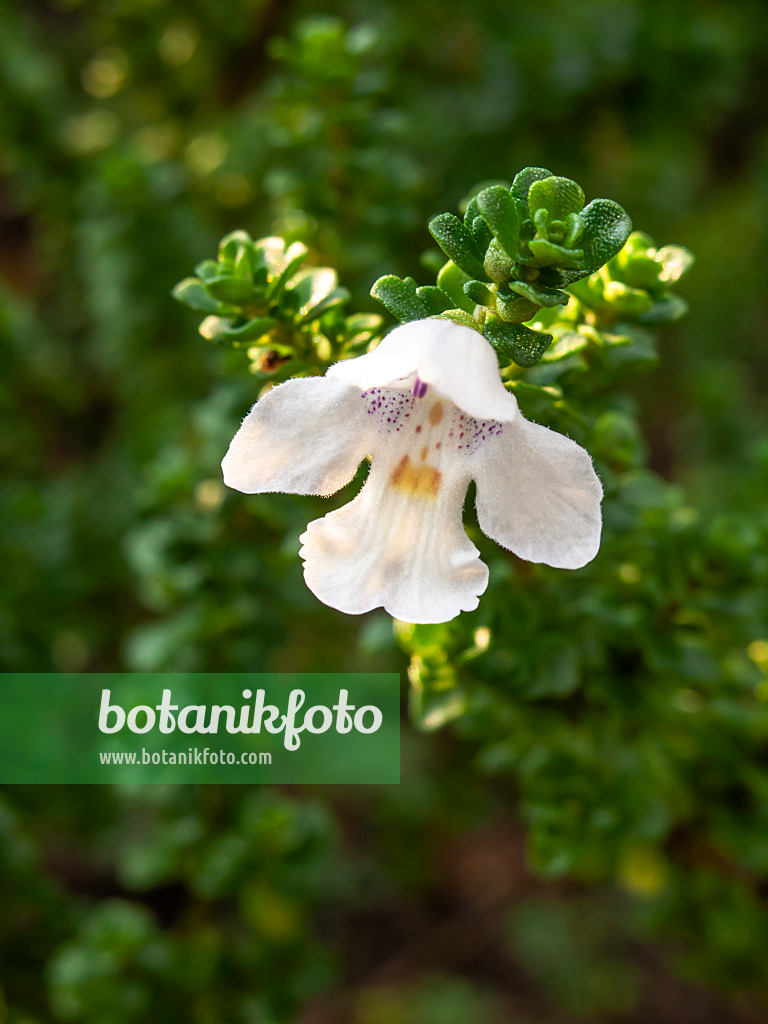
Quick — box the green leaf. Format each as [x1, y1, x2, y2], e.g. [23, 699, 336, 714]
[528, 176, 585, 221]
[601, 324, 658, 365]
[218, 229, 253, 264]
[567, 274, 604, 307]
[256, 237, 309, 283]
[506, 379, 563, 402]
[343, 313, 384, 351]
[606, 233, 661, 289]
[558, 199, 632, 285]
[637, 294, 689, 326]
[463, 195, 493, 251]
[598, 331, 633, 348]
[602, 281, 654, 318]
[286, 267, 339, 320]
[615, 252, 661, 290]
[266, 241, 309, 299]
[562, 212, 583, 248]
[371, 275, 431, 322]
[496, 290, 539, 323]
[436, 261, 475, 313]
[299, 287, 349, 322]
[483, 316, 552, 367]
[476, 185, 520, 259]
[252, 264, 270, 294]
[428, 213, 488, 281]
[172, 278, 226, 314]
[524, 353, 587, 384]
[203, 275, 255, 304]
[540, 330, 589, 362]
[508, 279, 569, 308]
[511, 166, 553, 206]
[527, 238, 584, 267]
[233, 245, 254, 283]
[194, 259, 220, 283]
[436, 309, 481, 332]
[199, 315, 277, 346]
[223, 317, 279, 342]
[656, 245, 694, 284]
[624, 231, 656, 253]
[463, 280, 495, 305]
[415, 285, 453, 316]
[483, 239, 514, 283]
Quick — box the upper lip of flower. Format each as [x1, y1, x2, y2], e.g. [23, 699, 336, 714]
[327, 316, 520, 424]
[222, 317, 603, 624]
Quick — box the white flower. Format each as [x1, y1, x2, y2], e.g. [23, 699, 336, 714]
[222, 317, 603, 624]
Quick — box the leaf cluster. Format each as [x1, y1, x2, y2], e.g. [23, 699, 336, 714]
[173, 231, 382, 381]
[371, 167, 632, 370]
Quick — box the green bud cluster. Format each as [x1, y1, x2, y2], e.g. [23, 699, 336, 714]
[569, 230, 694, 328]
[518, 231, 696, 401]
[173, 231, 382, 380]
[370, 167, 632, 370]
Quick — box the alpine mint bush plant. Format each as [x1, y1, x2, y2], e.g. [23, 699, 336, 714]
[175, 169, 640, 623]
[169, 177, 768, 1014]
[5, 1, 768, 1017]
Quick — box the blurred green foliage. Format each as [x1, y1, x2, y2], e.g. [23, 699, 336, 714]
[2, 0, 768, 1021]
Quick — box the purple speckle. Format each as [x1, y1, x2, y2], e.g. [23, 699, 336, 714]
[359, 384, 504, 453]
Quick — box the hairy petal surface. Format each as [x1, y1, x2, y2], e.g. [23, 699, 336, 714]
[222, 376, 371, 496]
[474, 414, 603, 569]
[329, 318, 519, 423]
[300, 460, 488, 623]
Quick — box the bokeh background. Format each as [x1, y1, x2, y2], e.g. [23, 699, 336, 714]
[2, 0, 768, 1020]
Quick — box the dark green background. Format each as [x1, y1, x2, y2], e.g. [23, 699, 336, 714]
[1, 0, 767, 1021]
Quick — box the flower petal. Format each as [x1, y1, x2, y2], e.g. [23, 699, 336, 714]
[329, 317, 519, 423]
[474, 413, 603, 568]
[299, 462, 488, 623]
[222, 377, 371, 496]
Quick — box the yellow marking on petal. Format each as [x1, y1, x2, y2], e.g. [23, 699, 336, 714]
[429, 401, 444, 426]
[390, 454, 442, 501]
[420, 446, 428, 462]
